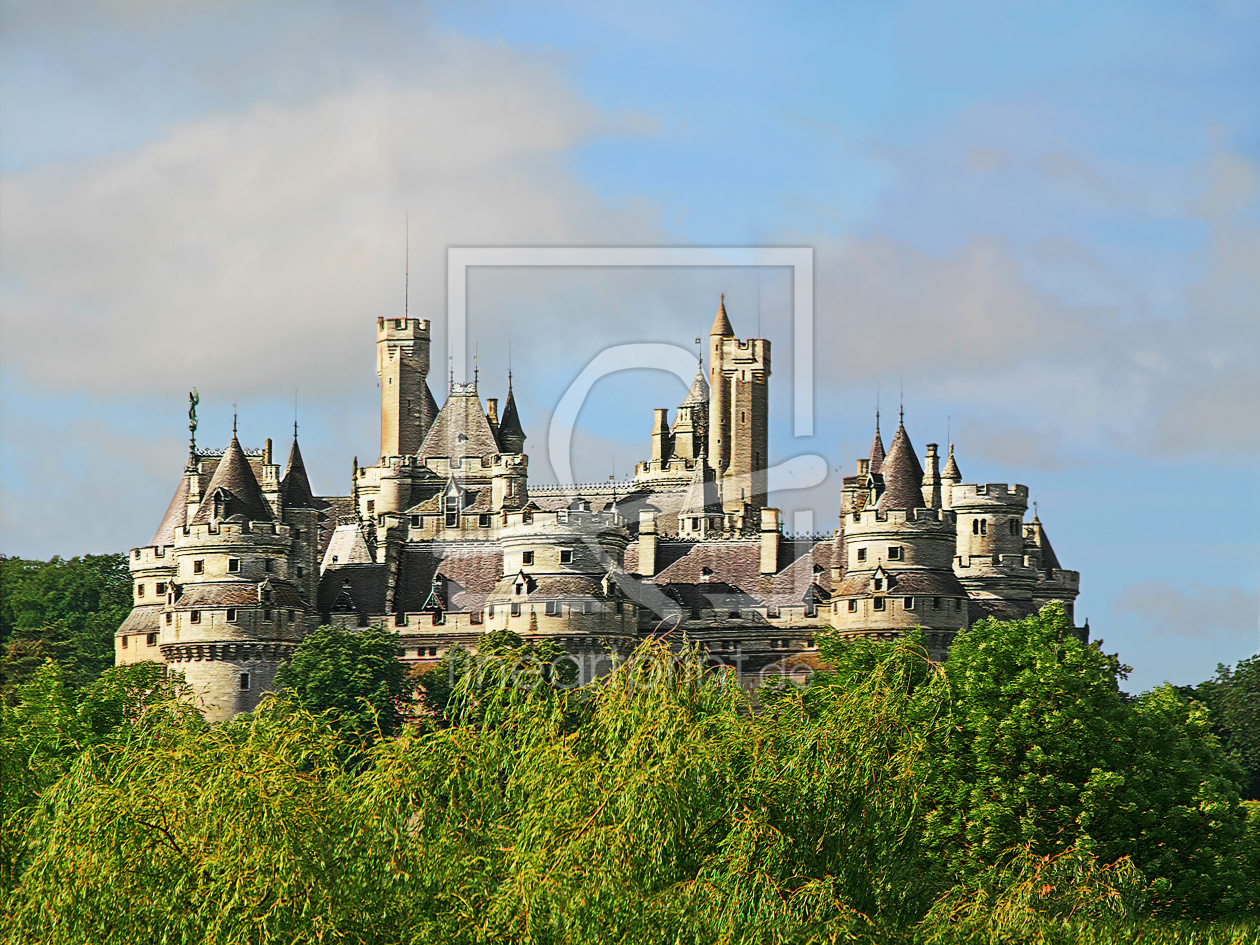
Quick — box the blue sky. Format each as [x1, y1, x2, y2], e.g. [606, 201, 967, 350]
[1, 0, 1257, 690]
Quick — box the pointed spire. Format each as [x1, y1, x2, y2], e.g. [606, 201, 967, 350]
[680, 363, 709, 408]
[875, 417, 926, 513]
[496, 376, 526, 454]
[281, 434, 317, 509]
[868, 410, 886, 475]
[942, 443, 961, 481]
[680, 440, 721, 515]
[710, 293, 734, 336]
[190, 431, 273, 525]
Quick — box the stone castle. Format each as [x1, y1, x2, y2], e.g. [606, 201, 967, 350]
[117, 299, 1082, 720]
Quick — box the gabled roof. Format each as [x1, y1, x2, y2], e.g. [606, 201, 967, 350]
[942, 443, 961, 481]
[710, 294, 734, 336]
[496, 380, 526, 452]
[875, 420, 926, 513]
[868, 415, 886, 475]
[418, 385, 502, 461]
[189, 435, 273, 525]
[150, 471, 190, 546]
[280, 437, 317, 509]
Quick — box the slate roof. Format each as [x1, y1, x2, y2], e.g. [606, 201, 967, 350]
[710, 294, 734, 336]
[1034, 517, 1063, 572]
[317, 565, 387, 617]
[679, 453, 721, 514]
[280, 437, 318, 509]
[486, 573, 608, 604]
[834, 568, 966, 598]
[680, 367, 709, 408]
[421, 380, 439, 437]
[942, 444, 961, 481]
[875, 421, 926, 513]
[868, 420, 886, 475]
[119, 605, 164, 633]
[497, 382, 526, 452]
[150, 471, 190, 546]
[968, 597, 1039, 625]
[418, 387, 502, 461]
[394, 545, 504, 613]
[189, 436, 274, 525]
[322, 523, 375, 568]
[173, 582, 259, 608]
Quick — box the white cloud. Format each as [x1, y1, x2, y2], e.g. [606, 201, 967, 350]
[1113, 580, 1259, 640]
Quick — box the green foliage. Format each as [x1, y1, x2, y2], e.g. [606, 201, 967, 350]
[274, 624, 408, 740]
[0, 554, 132, 694]
[1185, 656, 1260, 801]
[923, 603, 1257, 917]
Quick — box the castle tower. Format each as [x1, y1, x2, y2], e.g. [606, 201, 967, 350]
[832, 418, 968, 661]
[706, 296, 771, 515]
[377, 316, 433, 460]
[496, 374, 526, 454]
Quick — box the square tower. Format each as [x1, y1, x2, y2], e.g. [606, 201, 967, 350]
[377, 317, 431, 459]
[707, 298, 770, 515]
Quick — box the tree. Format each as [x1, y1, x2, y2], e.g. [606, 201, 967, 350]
[1185, 656, 1260, 801]
[0, 554, 131, 695]
[274, 625, 407, 739]
[924, 602, 1256, 916]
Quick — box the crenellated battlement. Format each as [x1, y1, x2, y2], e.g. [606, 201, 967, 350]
[950, 483, 1029, 508]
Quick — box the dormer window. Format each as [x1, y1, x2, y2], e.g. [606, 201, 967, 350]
[873, 579, 883, 591]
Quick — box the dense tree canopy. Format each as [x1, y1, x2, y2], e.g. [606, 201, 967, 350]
[0, 554, 131, 695]
[1182, 656, 1260, 801]
[274, 625, 408, 739]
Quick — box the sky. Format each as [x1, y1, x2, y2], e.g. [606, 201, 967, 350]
[1, 0, 1257, 691]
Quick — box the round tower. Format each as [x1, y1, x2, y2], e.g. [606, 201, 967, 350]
[950, 480, 1039, 620]
[485, 505, 637, 682]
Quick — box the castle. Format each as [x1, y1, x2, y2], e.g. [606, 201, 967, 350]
[116, 299, 1082, 720]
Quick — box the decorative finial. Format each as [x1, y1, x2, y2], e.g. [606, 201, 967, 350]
[232, 405, 237, 437]
[294, 389, 299, 440]
[899, 377, 904, 424]
[188, 388, 200, 455]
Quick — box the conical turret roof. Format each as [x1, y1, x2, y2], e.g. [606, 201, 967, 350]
[190, 434, 274, 524]
[281, 436, 317, 509]
[150, 472, 190, 546]
[1033, 516, 1062, 572]
[942, 443, 961, 481]
[681, 366, 709, 407]
[875, 420, 926, 513]
[420, 380, 439, 437]
[710, 294, 734, 336]
[496, 378, 526, 452]
[868, 414, 886, 475]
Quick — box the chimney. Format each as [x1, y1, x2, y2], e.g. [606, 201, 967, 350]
[759, 507, 780, 575]
[637, 509, 658, 576]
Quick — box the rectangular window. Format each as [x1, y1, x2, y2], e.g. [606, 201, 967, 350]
[873, 598, 885, 612]
[510, 602, 521, 617]
[848, 599, 858, 613]
[478, 513, 491, 527]
[432, 611, 445, 626]
[121, 635, 129, 648]
[583, 601, 593, 615]
[190, 611, 200, 624]
[193, 559, 204, 574]
[263, 609, 272, 620]
[470, 611, 483, 625]
[227, 558, 240, 573]
[239, 673, 250, 691]
[856, 548, 867, 562]
[146, 632, 158, 646]
[445, 496, 459, 512]
[488, 605, 495, 617]
[137, 583, 145, 597]
[904, 597, 914, 609]
[395, 613, 406, 626]
[165, 612, 173, 625]
[288, 610, 296, 623]
[411, 515, 421, 527]
[954, 599, 961, 610]
[264, 559, 274, 573]
[888, 546, 903, 561]
[445, 513, 458, 527]
[972, 519, 979, 535]
[522, 551, 534, 565]
[616, 601, 625, 615]
[980, 520, 987, 536]
[545, 600, 558, 615]
[155, 582, 166, 595]
[933, 597, 941, 609]
[226, 608, 237, 622]
[367, 500, 375, 513]
[560, 549, 573, 564]
[728, 609, 740, 619]
[804, 603, 816, 618]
